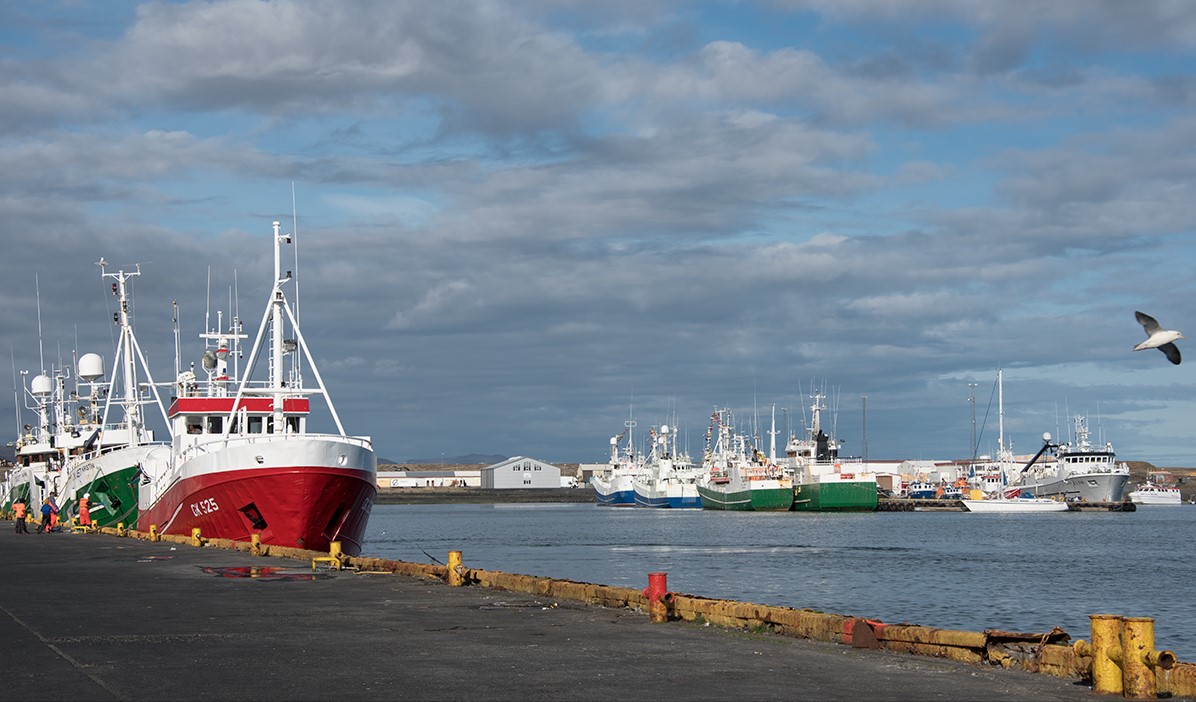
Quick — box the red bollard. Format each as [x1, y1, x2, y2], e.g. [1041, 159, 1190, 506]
[643, 572, 673, 623]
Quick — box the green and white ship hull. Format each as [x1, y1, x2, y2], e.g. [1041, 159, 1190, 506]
[698, 407, 794, 511]
[60, 461, 144, 528]
[782, 388, 877, 512]
[791, 473, 878, 512]
[59, 444, 168, 529]
[698, 479, 794, 511]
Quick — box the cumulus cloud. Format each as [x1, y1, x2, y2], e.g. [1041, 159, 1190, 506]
[1, 0, 1194, 465]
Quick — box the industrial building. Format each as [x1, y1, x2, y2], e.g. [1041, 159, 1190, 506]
[481, 457, 562, 489]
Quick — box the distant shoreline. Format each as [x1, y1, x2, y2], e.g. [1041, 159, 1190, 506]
[374, 487, 594, 505]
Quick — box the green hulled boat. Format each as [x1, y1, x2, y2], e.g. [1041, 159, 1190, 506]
[783, 388, 878, 512]
[791, 473, 878, 512]
[60, 457, 146, 528]
[697, 408, 793, 511]
[698, 477, 794, 511]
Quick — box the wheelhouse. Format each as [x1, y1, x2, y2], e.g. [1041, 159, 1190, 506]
[167, 397, 311, 443]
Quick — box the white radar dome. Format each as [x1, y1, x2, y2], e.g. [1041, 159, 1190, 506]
[660, 425, 670, 434]
[77, 353, 105, 381]
[610, 437, 618, 445]
[31, 374, 53, 396]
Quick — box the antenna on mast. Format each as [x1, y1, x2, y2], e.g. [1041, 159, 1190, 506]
[10, 347, 20, 440]
[233, 269, 241, 382]
[172, 299, 180, 378]
[35, 274, 45, 376]
[205, 266, 212, 343]
[292, 181, 301, 325]
[861, 395, 868, 464]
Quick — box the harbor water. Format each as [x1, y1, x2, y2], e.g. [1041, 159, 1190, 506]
[362, 503, 1196, 657]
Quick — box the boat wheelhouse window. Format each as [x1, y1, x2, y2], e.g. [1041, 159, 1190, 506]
[186, 417, 203, 435]
[286, 416, 299, 433]
[248, 416, 263, 434]
[206, 416, 222, 434]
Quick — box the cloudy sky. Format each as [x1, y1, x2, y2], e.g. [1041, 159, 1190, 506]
[2, 0, 1194, 466]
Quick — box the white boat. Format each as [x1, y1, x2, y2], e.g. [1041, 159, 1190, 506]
[136, 220, 377, 555]
[961, 376, 1069, 515]
[967, 369, 1128, 503]
[1128, 484, 1182, 506]
[1016, 415, 1130, 503]
[591, 409, 643, 506]
[54, 264, 173, 530]
[6, 337, 147, 526]
[632, 424, 701, 508]
[962, 495, 1070, 513]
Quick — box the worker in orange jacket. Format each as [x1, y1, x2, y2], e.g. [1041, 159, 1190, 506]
[78, 493, 92, 527]
[13, 498, 28, 533]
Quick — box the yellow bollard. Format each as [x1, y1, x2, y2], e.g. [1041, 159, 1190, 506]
[447, 550, 465, 587]
[1086, 614, 1125, 696]
[251, 534, 262, 556]
[116, 522, 127, 537]
[311, 541, 344, 571]
[149, 524, 160, 541]
[190, 527, 204, 547]
[1121, 617, 1177, 699]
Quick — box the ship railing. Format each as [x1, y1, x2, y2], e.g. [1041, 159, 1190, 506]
[172, 432, 373, 464]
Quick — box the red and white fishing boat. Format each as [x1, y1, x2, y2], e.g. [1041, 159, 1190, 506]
[137, 221, 377, 554]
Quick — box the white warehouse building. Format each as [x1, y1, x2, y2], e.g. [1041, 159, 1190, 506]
[481, 457, 562, 489]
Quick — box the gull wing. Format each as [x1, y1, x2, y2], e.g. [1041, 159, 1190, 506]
[1135, 311, 1161, 335]
[1160, 342, 1182, 365]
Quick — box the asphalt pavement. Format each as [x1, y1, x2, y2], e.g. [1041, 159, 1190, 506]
[0, 523, 1104, 701]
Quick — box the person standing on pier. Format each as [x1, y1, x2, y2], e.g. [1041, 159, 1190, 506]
[36, 498, 53, 533]
[78, 493, 92, 528]
[13, 498, 28, 533]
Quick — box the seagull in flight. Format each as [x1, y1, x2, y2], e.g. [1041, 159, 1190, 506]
[1134, 311, 1183, 365]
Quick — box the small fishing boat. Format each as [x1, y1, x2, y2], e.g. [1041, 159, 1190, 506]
[905, 481, 938, 499]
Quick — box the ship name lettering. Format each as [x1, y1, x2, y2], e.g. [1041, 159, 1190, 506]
[190, 498, 219, 516]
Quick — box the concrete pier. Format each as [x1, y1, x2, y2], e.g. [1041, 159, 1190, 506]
[0, 526, 1101, 701]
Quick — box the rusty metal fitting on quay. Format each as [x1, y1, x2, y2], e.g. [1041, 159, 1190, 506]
[447, 550, 466, 586]
[1073, 614, 1176, 699]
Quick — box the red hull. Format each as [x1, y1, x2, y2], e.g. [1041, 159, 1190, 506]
[140, 467, 376, 556]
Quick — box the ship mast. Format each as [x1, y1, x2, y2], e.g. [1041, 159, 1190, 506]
[997, 367, 1005, 463]
[97, 260, 171, 445]
[768, 404, 777, 463]
[225, 221, 348, 437]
